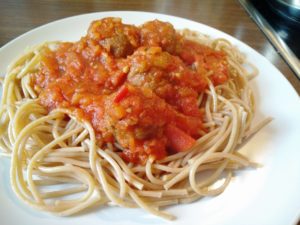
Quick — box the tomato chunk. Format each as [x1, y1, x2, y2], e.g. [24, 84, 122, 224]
[165, 124, 196, 152]
[114, 85, 129, 103]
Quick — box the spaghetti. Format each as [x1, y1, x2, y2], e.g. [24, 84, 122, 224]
[0, 18, 271, 220]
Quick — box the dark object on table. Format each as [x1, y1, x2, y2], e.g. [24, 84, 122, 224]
[267, 0, 300, 23]
[240, 0, 300, 80]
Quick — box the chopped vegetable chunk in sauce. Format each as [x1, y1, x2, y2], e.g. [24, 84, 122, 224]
[32, 18, 229, 164]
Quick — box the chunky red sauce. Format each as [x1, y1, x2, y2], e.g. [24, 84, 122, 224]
[31, 18, 229, 164]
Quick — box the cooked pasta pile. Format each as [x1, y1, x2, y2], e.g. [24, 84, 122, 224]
[0, 18, 271, 220]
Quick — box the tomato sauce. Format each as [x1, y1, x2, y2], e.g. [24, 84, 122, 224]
[31, 18, 229, 164]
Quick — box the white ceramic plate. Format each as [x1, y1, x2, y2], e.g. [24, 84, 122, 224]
[0, 11, 300, 225]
